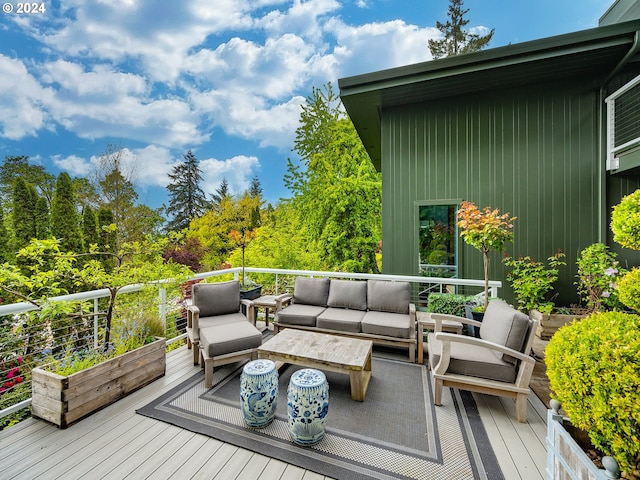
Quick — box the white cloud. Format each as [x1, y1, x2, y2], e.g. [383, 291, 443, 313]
[200, 155, 261, 195]
[0, 55, 53, 140]
[51, 154, 94, 176]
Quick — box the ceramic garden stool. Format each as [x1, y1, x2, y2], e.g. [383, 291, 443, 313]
[240, 359, 278, 428]
[287, 368, 329, 446]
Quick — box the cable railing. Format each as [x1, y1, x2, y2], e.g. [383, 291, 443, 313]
[0, 267, 500, 423]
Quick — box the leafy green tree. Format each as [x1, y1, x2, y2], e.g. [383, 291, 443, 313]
[34, 196, 50, 239]
[0, 155, 56, 205]
[428, 0, 494, 59]
[12, 177, 36, 248]
[286, 83, 382, 273]
[165, 149, 208, 232]
[50, 172, 82, 253]
[72, 177, 101, 211]
[97, 207, 117, 271]
[0, 202, 8, 262]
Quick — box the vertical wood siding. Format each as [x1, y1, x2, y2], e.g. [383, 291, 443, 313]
[381, 81, 639, 305]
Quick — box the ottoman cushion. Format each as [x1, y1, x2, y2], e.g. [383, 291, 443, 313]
[199, 322, 262, 358]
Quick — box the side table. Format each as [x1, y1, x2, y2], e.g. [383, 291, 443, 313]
[417, 311, 464, 364]
[250, 294, 292, 327]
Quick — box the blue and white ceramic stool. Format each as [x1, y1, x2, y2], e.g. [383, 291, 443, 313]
[287, 368, 329, 446]
[240, 359, 278, 428]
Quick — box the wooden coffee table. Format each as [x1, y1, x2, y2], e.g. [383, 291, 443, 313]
[257, 329, 372, 401]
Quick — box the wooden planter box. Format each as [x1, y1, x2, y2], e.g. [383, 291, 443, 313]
[530, 310, 587, 340]
[31, 337, 166, 428]
[546, 408, 619, 479]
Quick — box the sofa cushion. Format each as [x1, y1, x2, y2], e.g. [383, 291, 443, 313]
[317, 308, 364, 333]
[193, 281, 240, 317]
[479, 299, 530, 365]
[367, 280, 410, 314]
[427, 332, 517, 383]
[361, 311, 411, 338]
[199, 322, 262, 358]
[276, 304, 325, 327]
[293, 277, 330, 306]
[327, 279, 367, 311]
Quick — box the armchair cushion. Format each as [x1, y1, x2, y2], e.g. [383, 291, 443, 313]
[479, 300, 530, 365]
[361, 311, 412, 338]
[193, 281, 240, 317]
[199, 322, 262, 358]
[327, 279, 367, 311]
[293, 277, 330, 306]
[427, 333, 517, 383]
[367, 280, 410, 314]
[198, 313, 249, 330]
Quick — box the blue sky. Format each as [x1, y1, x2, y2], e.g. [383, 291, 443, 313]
[1, 0, 613, 209]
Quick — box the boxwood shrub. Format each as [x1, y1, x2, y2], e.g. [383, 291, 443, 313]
[426, 293, 476, 317]
[546, 311, 640, 476]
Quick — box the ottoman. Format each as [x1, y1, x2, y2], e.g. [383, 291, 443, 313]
[240, 359, 278, 428]
[287, 368, 329, 445]
[199, 321, 263, 388]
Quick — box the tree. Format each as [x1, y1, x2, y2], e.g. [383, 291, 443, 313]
[97, 207, 117, 271]
[287, 83, 382, 273]
[0, 202, 8, 262]
[34, 196, 50, 240]
[50, 172, 82, 253]
[165, 149, 208, 232]
[12, 177, 36, 248]
[211, 178, 230, 211]
[0, 156, 56, 206]
[428, 0, 494, 59]
[82, 206, 98, 252]
[456, 201, 516, 309]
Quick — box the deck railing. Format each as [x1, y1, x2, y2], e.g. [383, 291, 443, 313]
[0, 267, 500, 421]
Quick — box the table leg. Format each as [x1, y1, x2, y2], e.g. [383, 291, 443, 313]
[349, 350, 372, 401]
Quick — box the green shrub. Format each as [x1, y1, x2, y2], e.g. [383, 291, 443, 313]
[618, 268, 640, 313]
[546, 311, 640, 476]
[611, 189, 640, 251]
[426, 293, 476, 317]
[575, 243, 625, 312]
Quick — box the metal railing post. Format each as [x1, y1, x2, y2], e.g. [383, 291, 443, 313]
[94, 298, 99, 349]
[159, 287, 167, 324]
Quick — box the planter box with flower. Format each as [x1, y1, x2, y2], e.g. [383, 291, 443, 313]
[0, 236, 192, 428]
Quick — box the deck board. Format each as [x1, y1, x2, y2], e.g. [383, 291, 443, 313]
[0, 345, 546, 480]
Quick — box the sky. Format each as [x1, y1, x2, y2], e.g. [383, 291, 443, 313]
[0, 0, 614, 210]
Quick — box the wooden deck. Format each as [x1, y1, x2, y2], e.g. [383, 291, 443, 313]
[0, 344, 547, 480]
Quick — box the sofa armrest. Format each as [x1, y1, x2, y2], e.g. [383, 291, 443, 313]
[273, 293, 293, 312]
[241, 299, 255, 323]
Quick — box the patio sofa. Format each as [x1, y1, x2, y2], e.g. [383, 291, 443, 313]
[273, 277, 417, 362]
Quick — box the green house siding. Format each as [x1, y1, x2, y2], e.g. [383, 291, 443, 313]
[381, 82, 606, 305]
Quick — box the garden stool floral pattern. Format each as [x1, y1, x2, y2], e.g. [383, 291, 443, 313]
[287, 368, 329, 446]
[240, 359, 278, 428]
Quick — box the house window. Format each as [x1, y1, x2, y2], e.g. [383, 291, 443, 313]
[417, 203, 457, 279]
[605, 74, 640, 170]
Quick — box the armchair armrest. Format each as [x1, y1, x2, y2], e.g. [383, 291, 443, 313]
[187, 304, 200, 340]
[431, 313, 482, 332]
[432, 332, 535, 388]
[273, 293, 293, 312]
[241, 299, 255, 323]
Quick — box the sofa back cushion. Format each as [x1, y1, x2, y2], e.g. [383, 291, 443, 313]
[479, 299, 530, 364]
[327, 279, 367, 311]
[293, 277, 330, 307]
[367, 280, 410, 314]
[193, 281, 240, 317]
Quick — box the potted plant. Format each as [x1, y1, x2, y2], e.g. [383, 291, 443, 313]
[456, 201, 516, 311]
[502, 250, 586, 339]
[546, 311, 640, 479]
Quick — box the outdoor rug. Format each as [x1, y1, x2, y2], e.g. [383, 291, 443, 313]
[137, 357, 504, 480]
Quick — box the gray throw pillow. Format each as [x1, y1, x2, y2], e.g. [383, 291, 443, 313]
[193, 281, 241, 317]
[366, 280, 410, 314]
[293, 277, 330, 306]
[327, 279, 367, 311]
[479, 299, 530, 365]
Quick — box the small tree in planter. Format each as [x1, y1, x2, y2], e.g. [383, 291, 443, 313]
[456, 201, 516, 309]
[546, 311, 640, 479]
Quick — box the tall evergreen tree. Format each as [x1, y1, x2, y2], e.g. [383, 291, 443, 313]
[12, 177, 37, 248]
[165, 149, 208, 232]
[211, 178, 230, 211]
[1, 155, 56, 205]
[34, 196, 50, 239]
[248, 176, 263, 229]
[428, 0, 494, 59]
[50, 172, 82, 252]
[82, 206, 98, 251]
